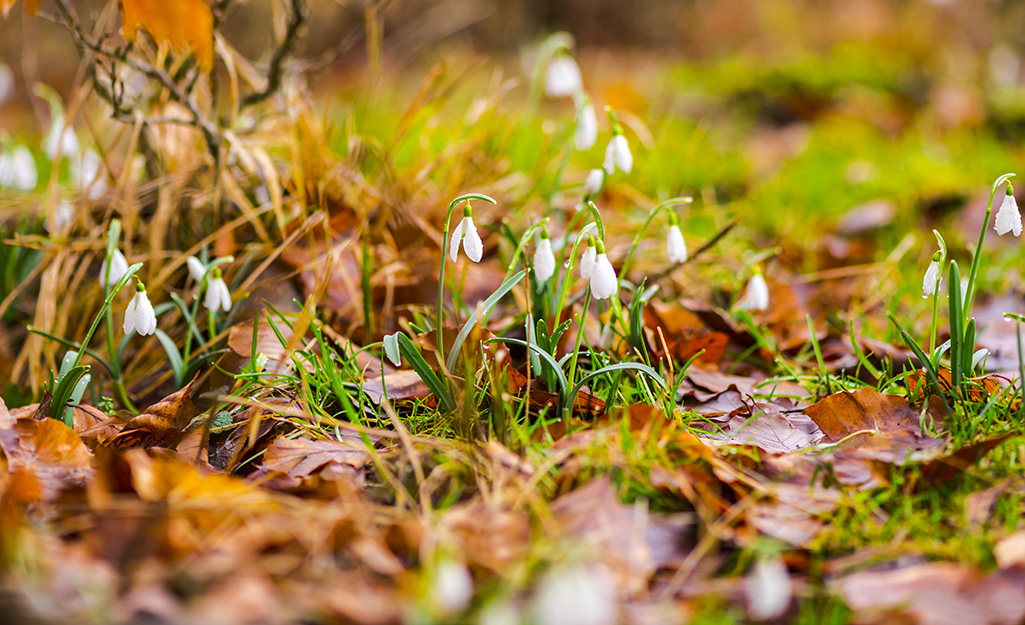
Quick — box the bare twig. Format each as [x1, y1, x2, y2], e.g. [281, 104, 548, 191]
[240, 0, 308, 110]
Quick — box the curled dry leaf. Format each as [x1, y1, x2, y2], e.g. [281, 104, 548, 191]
[109, 379, 200, 449]
[0, 415, 92, 503]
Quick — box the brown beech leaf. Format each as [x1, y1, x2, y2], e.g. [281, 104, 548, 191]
[0, 416, 92, 502]
[109, 380, 200, 449]
[260, 436, 371, 480]
[804, 388, 939, 445]
[644, 302, 728, 365]
[119, 0, 214, 72]
[1, 0, 40, 18]
[837, 562, 1025, 625]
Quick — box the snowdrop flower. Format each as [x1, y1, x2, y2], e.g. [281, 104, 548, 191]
[449, 203, 483, 263]
[603, 134, 632, 175]
[204, 268, 232, 312]
[745, 555, 792, 621]
[429, 560, 474, 616]
[123, 282, 157, 336]
[71, 149, 107, 200]
[575, 102, 597, 150]
[738, 271, 769, 311]
[534, 228, 556, 286]
[583, 168, 604, 198]
[545, 54, 583, 98]
[579, 235, 597, 278]
[187, 256, 207, 283]
[589, 239, 618, 300]
[666, 213, 687, 264]
[0, 145, 38, 190]
[994, 186, 1022, 237]
[922, 252, 942, 299]
[100, 248, 129, 287]
[531, 564, 618, 625]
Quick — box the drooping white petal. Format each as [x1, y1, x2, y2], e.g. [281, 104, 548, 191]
[430, 560, 474, 616]
[187, 256, 207, 283]
[449, 219, 466, 262]
[461, 217, 484, 262]
[745, 556, 792, 621]
[666, 224, 687, 263]
[43, 114, 79, 161]
[534, 238, 556, 285]
[545, 56, 583, 98]
[584, 168, 604, 197]
[575, 103, 597, 150]
[994, 193, 1023, 237]
[123, 289, 157, 336]
[0, 145, 38, 190]
[922, 259, 941, 299]
[589, 253, 618, 300]
[205, 276, 232, 312]
[603, 135, 633, 175]
[100, 249, 129, 287]
[531, 564, 617, 625]
[738, 274, 770, 311]
[580, 245, 597, 278]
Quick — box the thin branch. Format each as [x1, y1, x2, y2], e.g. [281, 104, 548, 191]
[240, 0, 308, 109]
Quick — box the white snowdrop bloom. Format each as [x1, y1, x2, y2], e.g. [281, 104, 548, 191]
[204, 269, 232, 312]
[0, 145, 38, 190]
[584, 168, 604, 198]
[0, 63, 13, 104]
[589, 242, 618, 300]
[45, 200, 74, 234]
[545, 55, 583, 98]
[71, 149, 107, 200]
[922, 255, 942, 299]
[430, 560, 474, 616]
[745, 555, 792, 621]
[994, 188, 1022, 237]
[186, 256, 207, 283]
[531, 564, 618, 625]
[123, 283, 157, 336]
[579, 237, 597, 278]
[738, 272, 770, 311]
[534, 232, 556, 286]
[575, 103, 597, 150]
[603, 134, 632, 175]
[666, 224, 687, 264]
[100, 248, 129, 287]
[449, 206, 484, 263]
[43, 114, 79, 161]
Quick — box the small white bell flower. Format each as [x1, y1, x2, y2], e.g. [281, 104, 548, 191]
[187, 256, 207, 283]
[545, 55, 583, 98]
[745, 555, 792, 621]
[204, 268, 232, 312]
[579, 235, 597, 278]
[429, 560, 474, 616]
[449, 204, 484, 263]
[994, 186, 1022, 237]
[531, 563, 618, 625]
[123, 282, 157, 336]
[666, 214, 687, 264]
[584, 168, 604, 198]
[71, 149, 107, 200]
[100, 248, 129, 287]
[575, 103, 597, 151]
[738, 271, 770, 311]
[603, 134, 632, 175]
[922, 253, 942, 299]
[0, 145, 38, 190]
[534, 229, 556, 287]
[589, 240, 618, 300]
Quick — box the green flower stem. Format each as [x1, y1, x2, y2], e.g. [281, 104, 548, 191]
[437, 193, 497, 367]
[965, 174, 1015, 322]
[552, 222, 598, 329]
[617, 197, 692, 285]
[565, 287, 593, 395]
[181, 294, 202, 374]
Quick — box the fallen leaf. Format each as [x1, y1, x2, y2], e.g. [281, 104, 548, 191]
[108, 379, 200, 449]
[258, 435, 370, 483]
[804, 388, 939, 445]
[120, 0, 215, 72]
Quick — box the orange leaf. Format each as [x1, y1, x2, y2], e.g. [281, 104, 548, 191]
[119, 0, 214, 72]
[2, 0, 39, 18]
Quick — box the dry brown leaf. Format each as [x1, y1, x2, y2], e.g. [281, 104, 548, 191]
[804, 387, 938, 444]
[837, 562, 1025, 625]
[645, 302, 729, 365]
[1, 0, 39, 18]
[109, 379, 200, 449]
[119, 0, 214, 72]
[0, 416, 92, 503]
[260, 436, 371, 480]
